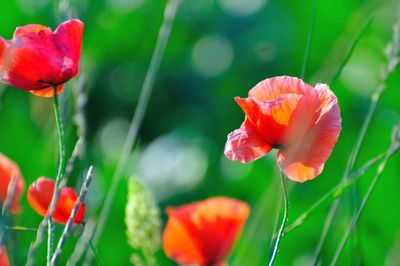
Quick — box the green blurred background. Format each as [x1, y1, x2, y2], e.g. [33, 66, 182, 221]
[0, 0, 399, 265]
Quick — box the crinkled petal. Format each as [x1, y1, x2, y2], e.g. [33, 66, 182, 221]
[225, 119, 272, 163]
[277, 89, 341, 182]
[249, 76, 311, 102]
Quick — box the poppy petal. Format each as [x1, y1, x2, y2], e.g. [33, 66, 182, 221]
[249, 76, 311, 102]
[53, 19, 83, 74]
[30, 84, 64, 97]
[163, 208, 205, 264]
[0, 153, 24, 214]
[234, 94, 302, 145]
[14, 24, 51, 36]
[0, 246, 10, 266]
[277, 84, 341, 182]
[27, 177, 85, 224]
[225, 119, 272, 163]
[163, 197, 250, 266]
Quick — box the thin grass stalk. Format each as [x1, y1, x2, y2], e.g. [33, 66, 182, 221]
[83, 0, 182, 264]
[313, 21, 400, 263]
[268, 172, 289, 266]
[301, 0, 319, 80]
[330, 125, 400, 265]
[27, 86, 67, 266]
[51, 166, 94, 265]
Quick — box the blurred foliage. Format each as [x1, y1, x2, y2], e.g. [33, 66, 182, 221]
[0, 0, 399, 265]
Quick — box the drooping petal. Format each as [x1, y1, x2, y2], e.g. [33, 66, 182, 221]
[163, 197, 250, 266]
[225, 119, 272, 163]
[0, 245, 10, 266]
[0, 153, 24, 214]
[30, 84, 64, 97]
[249, 76, 311, 102]
[27, 177, 85, 224]
[277, 85, 341, 182]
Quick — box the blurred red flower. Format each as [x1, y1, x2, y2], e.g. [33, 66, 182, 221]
[225, 76, 341, 182]
[163, 197, 250, 266]
[0, 153, 24, 214]
[0, 19, 83, 97]
[27, 177, 85, 224]
[0, 245, 10, 266]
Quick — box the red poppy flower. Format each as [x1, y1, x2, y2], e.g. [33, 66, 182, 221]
[27, 177, 85, 224]
[0, 153, 24, 214]
[163, 197, 250, 266]
[225, 76, 341, 182]
[0, 245, 10, 266]
[0, 19, 83, 97]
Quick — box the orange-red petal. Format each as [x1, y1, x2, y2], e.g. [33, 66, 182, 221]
[0, 153, 24, 214]
[248, 76, 310, 102]
[0, 19, 83, 95]
[277, 83, 341, 182]
[234, 93, 302, 147]
[27, 177, 85, 224]
[0, 245, 10, 266]
[30, 84, 64, 97]
[163, 197, 250, 266]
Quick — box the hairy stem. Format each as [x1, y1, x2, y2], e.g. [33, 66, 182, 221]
[268, 172, 289, 266]
[27, 87, 67, 266]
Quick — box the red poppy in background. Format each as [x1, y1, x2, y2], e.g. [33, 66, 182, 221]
[225, 76, 341, 182]
[0, 245, 10, 266]
[0, 19, 83, 97]
[163, 197, 250, 266]
[27, 177, 85, 224]
[0, 153, 24, 214]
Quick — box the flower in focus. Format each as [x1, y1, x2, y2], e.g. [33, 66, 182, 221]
[27, 177, 85, 224]
[0, 245, 10, 266]
[163, 196, 250, 266]
[225, 76, 342, 182]
[0, 153, 24, 214]
[0, 19, 84, 97]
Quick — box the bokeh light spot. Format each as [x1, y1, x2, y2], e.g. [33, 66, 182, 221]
[218, 0, 267, 17]
[192, 34, 234, 78]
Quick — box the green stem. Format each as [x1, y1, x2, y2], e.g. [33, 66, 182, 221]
[268, 172, 289, 266]
[47, 86, 67, 265]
